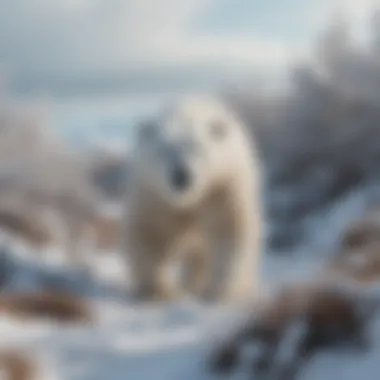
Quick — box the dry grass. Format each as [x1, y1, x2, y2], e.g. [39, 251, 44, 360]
[329, 247, 380, 284]
[328, 208, 380, 283]
[0, 209, 52, 248]
[0, 350, 37, 380]
[208, 280, 373, 380]
[338, 210, 380, 254]
[0, 291, 93, 324]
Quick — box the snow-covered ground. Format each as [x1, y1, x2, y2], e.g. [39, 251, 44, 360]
[1, 190, 380, 380]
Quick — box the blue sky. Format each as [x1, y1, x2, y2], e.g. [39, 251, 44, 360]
[196, 0, 316, 41]
[0, 0, 375, 95]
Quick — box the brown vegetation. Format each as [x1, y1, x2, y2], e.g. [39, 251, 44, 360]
[0, 350, 37, 380]
[338, 210, 380, 254]
[329, 247, 380, 284]
[0, 291, 93, 324]
[208, 280, 373, 380]
[0, 209, 52, 248]
[328, 208, 380, 283]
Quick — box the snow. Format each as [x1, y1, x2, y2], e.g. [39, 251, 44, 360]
[1, 207, 380, 380]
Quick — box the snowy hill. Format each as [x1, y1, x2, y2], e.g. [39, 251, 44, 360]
[1, 204, 380, 380]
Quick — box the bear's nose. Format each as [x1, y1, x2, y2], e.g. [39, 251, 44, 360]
[170, 165, 190, 191]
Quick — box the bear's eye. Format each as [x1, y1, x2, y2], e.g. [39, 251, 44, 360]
[210, 120, 227, 141]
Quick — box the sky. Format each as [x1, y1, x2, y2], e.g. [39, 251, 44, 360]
[0, 0, 378, 96]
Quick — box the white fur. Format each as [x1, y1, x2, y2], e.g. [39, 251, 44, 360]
[123, 95, 263, 303]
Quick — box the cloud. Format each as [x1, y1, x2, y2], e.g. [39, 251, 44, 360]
[0, 0, 377, 93]
[0, 0, 299, 78]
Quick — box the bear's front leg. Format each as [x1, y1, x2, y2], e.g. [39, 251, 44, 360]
[207, 188, 262, 304]
[180, 229, 211, 298]
[223, 211, 261, 303]
[127, 239, 182, 303]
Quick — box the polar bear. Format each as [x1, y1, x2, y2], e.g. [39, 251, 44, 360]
[123, 95, 262, 303]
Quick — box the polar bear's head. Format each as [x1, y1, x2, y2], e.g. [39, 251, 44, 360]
[134, 95, 249, 210]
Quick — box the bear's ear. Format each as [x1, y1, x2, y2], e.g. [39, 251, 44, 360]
[137, 119, 157, 143]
